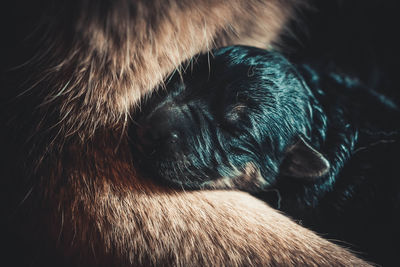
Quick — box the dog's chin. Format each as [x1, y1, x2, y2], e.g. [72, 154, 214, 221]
[160, 162, 269, 192]
[153, 172, 215, 190]
[131, 157, 210, 190]
[160, 170, 222, 190]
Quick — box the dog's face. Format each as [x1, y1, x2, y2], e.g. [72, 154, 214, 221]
[130, 46, 329, 190]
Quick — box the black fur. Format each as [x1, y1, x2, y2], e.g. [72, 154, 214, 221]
[130, 46, 326, 189]
[129, 46, 400, 265]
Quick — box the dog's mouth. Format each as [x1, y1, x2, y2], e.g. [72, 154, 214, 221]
[130, 123, 270, 191]
[130, 145, 214, 189]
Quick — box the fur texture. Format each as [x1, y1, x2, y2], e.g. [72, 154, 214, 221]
[130, 45, 399, 265]
[130, 46, 322, 188]
[1, 1, 371, 266]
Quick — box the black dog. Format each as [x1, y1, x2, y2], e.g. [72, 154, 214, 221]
[130, 46, 400, 265]
[130, 46, 331, 189]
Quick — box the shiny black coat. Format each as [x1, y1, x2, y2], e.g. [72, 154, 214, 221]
[130, 46, 400, 266]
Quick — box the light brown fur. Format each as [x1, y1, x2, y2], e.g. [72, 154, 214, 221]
[43, 133, 370, 266]
[2, 0, 372, 266]
[29, 0, 298, 138]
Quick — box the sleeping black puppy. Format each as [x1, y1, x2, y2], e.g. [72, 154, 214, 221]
[129, 46, 400, 266]
[131, 46, 332, 190]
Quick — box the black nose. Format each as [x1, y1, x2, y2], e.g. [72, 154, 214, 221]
[134, 112, 181, 154]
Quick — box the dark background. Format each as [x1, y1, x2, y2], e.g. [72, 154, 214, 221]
[282, 0, 400, 103]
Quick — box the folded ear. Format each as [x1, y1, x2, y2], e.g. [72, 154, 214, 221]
[279, 136, 330, 180]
